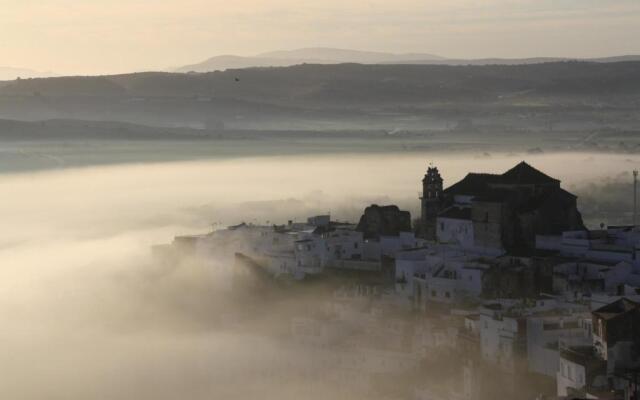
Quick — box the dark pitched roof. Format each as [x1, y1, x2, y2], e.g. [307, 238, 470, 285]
[593, 298, 640, 320]
[499, 161, 560, 185]
[444, 173, 501, 196]
[444, 162, 563, 199]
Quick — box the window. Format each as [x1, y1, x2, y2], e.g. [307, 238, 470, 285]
[431, 290, 436, 297]
[440, 222, 445, 231]
[445, 292, 451, 298]
[354, 242, 358, 249]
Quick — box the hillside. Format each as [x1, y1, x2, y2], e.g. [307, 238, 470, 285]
[4, 62, 640, 101]
[1, 62, 639, 131]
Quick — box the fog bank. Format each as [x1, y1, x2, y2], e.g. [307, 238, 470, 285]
[1, 152, 637, 399]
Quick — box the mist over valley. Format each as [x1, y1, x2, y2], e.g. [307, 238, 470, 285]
[3, 2, 640, 397]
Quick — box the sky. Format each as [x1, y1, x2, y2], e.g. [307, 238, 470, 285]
[1, 0, 639, 75]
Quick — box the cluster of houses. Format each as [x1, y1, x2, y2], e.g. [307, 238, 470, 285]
[159, 161, 640, 400]
[168, 205, 422, 280]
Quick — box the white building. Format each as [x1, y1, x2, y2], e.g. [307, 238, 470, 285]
[479, 303, 525, 372]
[323, 227, 365, 261]
[552, 260, 640, 300]
[436, 206, 474, 248]
[537, 227, 640, 264]
[526, 313, 591, 378]
[416, 259, 488, 308]
[556, 345, 605, 397]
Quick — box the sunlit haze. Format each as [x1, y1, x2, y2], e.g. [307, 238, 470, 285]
[2, 2, 640, 399]
[1, 0, 640, 74]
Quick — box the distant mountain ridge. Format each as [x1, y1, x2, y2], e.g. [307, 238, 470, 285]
[256, 47, 444, 63]
[175, 47, 640, 72]
[386, 55, 640, 66]
[174, 47, 444, 72]
[175, 55, 320, 73]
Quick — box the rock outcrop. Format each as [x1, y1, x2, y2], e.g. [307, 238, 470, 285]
[356, 204, 412, 239]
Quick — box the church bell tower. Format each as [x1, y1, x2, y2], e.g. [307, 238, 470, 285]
[420, 165, 443, 240]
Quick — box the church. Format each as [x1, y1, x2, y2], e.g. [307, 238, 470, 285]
[420, 161, 585, 254]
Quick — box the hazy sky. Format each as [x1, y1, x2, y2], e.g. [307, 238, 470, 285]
[2, 0, 640, 75]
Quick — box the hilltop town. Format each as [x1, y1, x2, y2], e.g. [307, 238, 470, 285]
[157, 161, 640, 400]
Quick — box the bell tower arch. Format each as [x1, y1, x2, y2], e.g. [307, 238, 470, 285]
[420, 165, 443, 240]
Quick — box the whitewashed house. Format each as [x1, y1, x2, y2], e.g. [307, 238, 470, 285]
[537, 227, 640, 264]
[479, 303, 524, 371]
[436, 206, 474, 248]
[412, 258, 489, 308]
[526, 313, 591, 378]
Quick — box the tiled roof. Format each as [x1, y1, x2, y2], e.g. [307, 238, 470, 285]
[444, 173, 501, 196]
[500, 161, 560, 185]
[593, 298, 640, 320]
[444, 161, 560, 196]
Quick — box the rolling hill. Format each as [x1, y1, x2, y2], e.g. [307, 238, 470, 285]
[1, 62, 639, 131]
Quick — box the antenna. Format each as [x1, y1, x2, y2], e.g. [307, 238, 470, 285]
[634, 170, 638, 230]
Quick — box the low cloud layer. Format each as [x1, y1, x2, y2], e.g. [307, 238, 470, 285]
[0, 151, 637, 398]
